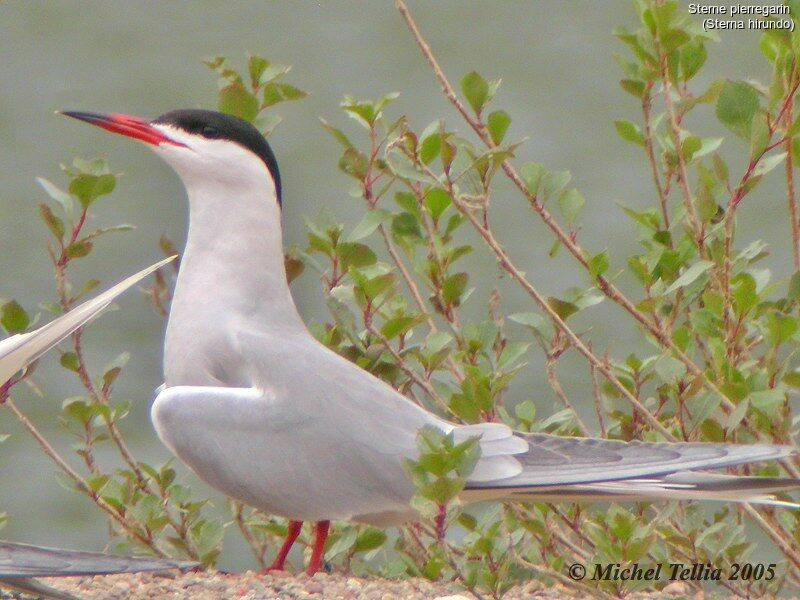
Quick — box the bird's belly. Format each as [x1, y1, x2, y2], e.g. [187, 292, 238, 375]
[152, 402, 414, 523]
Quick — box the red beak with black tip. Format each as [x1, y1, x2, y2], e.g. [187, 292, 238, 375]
[58, 111, 187, 147]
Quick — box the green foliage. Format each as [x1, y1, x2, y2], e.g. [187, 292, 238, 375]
[0, 301, 29, 334]
[404, 427, 479, 512]
[205, 53, 308, 133]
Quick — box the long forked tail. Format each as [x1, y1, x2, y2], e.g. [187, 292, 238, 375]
[0, 256, 175, 386]
[462, 433, 800, 507]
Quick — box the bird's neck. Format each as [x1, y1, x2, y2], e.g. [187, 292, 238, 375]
[165, 173, 303, 385]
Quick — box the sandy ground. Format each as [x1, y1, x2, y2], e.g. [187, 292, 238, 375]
[0, 570, 715, 600]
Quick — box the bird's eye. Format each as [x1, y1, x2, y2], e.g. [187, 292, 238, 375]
[201, 125, 220, 139]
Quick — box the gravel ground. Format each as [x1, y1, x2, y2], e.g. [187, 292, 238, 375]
[4, 571, 714, 600]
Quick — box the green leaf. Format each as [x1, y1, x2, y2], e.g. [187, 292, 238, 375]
[752, 152, 787, 177]
[588, 250, 609, 281]
[442, 273, 469, 305]
[419, 133, 441, 166]
[81, 224, 136, 242]
[461, 71, 489, 114]
[497, 342, 530, 371]
[762, 310, 798, 346]
[750, 112, 770, 157]
[487, 110, 511, 144]
[39, 203, 65, 241]
[319, 118, 353, 148]
[726, 399, 750, 432]
[749, 389, 785, 413]
[788, 271, 800, 301]
[338, 147, 369, 180]
[247, 54, 269, 87]
[542, 170, 571, 199]
[347, 209, 391, 241]
[392, 212, 422, 239]
[423, 188, 451, 222]
[680, 38, 707, 81]
[354, 528, 387, 553]
[546, 297, 578, 320]
[716, 80, 760, 138]
[335, 242, 377, 269]
[262, 82, 307, 108]
[218, 82, 259, 122]
[731, 273, 758, 315]
[654, 355, 685, 382]
[783, 370, 800, 388]
[60, 352, 80, 372]
[342, 98, 376, 128]
[381, 314, 425, 340]
[66, 240, 93, 259]
[660, 28, 689, 52]
[620, 79, 646, 98]
[259, 63, 291, 84]
[69, 174, 116, 208]
[665, 260, 713, 294]
[360, 273, 395, 300]
[614, 120, 644, 146]
[681, 135, 702, 160]
[557, 188, 585, 224]
[1, 301, 29, 334]
[72, 158, 110, 176]
[520, 162, 545, 196]
[387, 151, 438, 185]
[36, 177, 74, 215]
[509, 312, 548, 337]
[694, 137, 723, 159]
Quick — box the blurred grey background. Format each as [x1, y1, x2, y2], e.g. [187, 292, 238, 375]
[0, 1, 783, 570]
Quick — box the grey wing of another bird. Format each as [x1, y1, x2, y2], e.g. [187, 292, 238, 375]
[0, 541, 197, 600]
[1, 576, 79, 600]
[0, 541, 196, 578]
[0, 256, 175, 385]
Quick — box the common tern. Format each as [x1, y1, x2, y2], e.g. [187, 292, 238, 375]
[61, 108, 800, 576]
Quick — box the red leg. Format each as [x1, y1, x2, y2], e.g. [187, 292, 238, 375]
[305, 520, 330, 576]
[263, 520, 303, 573]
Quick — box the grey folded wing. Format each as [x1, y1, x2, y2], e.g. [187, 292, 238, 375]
[466, 433, 797, 488]
[0, 541, 197, 578]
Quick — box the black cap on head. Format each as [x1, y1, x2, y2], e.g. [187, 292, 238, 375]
[152, 109, 282, 206]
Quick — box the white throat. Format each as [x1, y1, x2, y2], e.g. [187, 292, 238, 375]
[153, 130, 303, 386]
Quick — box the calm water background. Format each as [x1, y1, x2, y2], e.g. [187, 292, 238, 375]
[0, 2, 785, 570]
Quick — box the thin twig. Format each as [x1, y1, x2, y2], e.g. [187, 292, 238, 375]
[655, 35, 703, 249]
[588, 352, 607, 437]
[743, 504, 800, 572]
[545, 359, 590, 436]
[785, 87, 800, 271]
[641, 83, 672, 234]
[232, 501, 267, 569]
